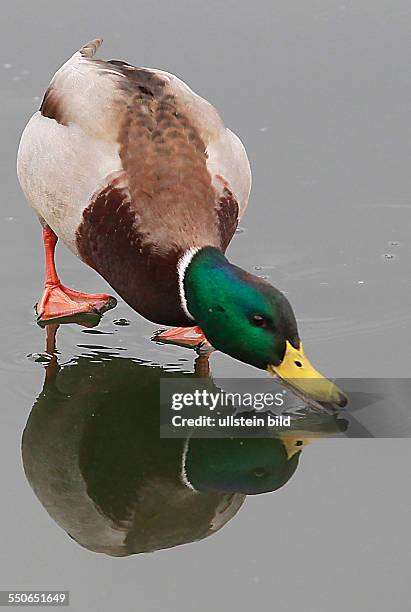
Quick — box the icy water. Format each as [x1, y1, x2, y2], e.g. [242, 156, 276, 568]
[1, 1, 411, 610]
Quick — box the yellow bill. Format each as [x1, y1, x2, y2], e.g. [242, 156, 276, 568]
[267, 341, 348, 408]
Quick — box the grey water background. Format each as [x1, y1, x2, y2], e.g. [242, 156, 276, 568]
[1, 0, 411, 610]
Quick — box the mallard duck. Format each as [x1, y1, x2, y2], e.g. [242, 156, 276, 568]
[17, 39, 346, 407]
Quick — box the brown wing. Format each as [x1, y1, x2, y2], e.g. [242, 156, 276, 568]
[106, 61, 223, 254]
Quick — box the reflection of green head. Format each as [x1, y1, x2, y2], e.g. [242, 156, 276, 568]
[185, 437, 301, 495]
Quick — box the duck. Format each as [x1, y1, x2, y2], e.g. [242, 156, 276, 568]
[22, 337, 346, 555]
[17, 39, 347, 408]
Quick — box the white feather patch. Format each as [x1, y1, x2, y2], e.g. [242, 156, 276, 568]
[177, 247, 201, 321]
[180, 437, 198, 492]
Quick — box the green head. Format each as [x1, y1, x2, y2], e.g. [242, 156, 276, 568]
[184, 436, 302, 495]
[183, 247, 347, 407]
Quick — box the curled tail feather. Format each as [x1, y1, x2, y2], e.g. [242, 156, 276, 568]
[79, 38, 103, 58]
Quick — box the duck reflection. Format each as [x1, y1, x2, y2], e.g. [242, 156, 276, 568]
[22, 327, 347, 556]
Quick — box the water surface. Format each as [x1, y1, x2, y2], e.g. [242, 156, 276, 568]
[1, 1, 411, 610]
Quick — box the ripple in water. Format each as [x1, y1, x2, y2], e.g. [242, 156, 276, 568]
[113, 318, 131, 326]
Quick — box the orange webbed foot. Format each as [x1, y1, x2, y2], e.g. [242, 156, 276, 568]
[153, 326, 213, 353]
[36, 283, 117, 328]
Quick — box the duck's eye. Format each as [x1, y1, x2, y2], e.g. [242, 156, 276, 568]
[251, 313, 268, 328]
[294, 360, 303, 368]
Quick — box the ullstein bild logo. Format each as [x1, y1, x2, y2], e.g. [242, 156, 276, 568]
[171, 413, 291, 429]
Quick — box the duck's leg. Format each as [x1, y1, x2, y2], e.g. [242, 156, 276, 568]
[153, 326, 214, 353]
[44, 323, 60, 383]
[36, 226, 117, 328]
[194, 353, 211, 377]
